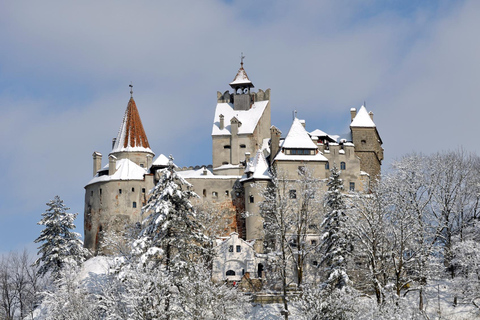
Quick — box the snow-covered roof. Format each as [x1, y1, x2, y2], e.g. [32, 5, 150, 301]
[242, 149, 271, 182]
[178, 168, 241, 180]
[111, 97, 154, 154]
[229, 64, 254, 88]
[86, 159, 148, 186]
[309, 129, 338, 142]
[282, 118, 318, 149]
[212, 100, 269, 136]
[151, 154, 169, 167]
[350, 105, 376, 128]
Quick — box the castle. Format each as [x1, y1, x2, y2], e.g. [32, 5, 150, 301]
[83, 60, 384, 279]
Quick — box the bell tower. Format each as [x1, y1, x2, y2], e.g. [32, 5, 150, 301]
[229, 53, 255, 111]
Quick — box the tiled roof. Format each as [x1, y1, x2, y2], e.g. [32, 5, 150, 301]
[111, 97, 153, 153]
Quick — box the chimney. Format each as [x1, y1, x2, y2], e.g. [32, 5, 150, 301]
[202, 166, 208, 175]
[109, 155, 117, 176]
[369, 111, 374, 121]
[146, 154, 153, 169]
[350, 108, 356, 122]
[270, 126, 282, 165]
[219, 114, 224, 130]
[245, 152, 251, 164]
[92, 152, 102, 177]
[112, 138, 117, 149]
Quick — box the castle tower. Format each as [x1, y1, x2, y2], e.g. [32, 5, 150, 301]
[84, 89, 156, 254]
[211, 58, 271, 175]
[350, 105, 384, 181]
[241, 149, 271, 252]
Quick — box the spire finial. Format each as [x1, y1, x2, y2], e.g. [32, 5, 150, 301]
[364, 100, 366, 108]
[240, 52, 245, 67]
[129, 82, 133, 98]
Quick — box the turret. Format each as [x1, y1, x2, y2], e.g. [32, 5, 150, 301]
[109, 85, 155, 167]
[229, 54, 255, 111]
[350, 105, 384, 180]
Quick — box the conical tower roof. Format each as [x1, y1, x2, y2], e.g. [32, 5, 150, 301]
[111, 97, 153, 154]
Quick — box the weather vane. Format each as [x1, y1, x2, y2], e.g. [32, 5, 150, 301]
[241, 52, 245, 66]
[129, 82, 133, 97]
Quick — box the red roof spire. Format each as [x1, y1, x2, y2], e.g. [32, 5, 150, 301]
[111, 91, 152, 153]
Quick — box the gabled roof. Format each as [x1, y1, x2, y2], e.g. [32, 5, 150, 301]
[242, 149, 271, 181]
[282, 118, 318, 149]
[151, 154, 169, 167]
[111, 97, 154, 154]
[229, 63, 254, 88]
[212, 100, 269, 136]
[309, 129, 337, 143]
[350, 105, 376, 128]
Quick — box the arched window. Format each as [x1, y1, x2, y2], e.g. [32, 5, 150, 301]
[226, 270, 235, 276]
[340, 162, 346, 170]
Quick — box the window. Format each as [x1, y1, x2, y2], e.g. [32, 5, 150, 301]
[325, 162, 330, 170]
[350, 182, 355, 192]
[225, 190, 229, 197]
[236, 245, 241, 252]
[119, 189, 122, 194]
[340, 162, 346, 170]
[361, 139, 366, 145]
[142, 188, 146, 193]
[249, 195, 254, 203]
[133, 202, 137, 208]
[289, 189, 297, 199]
[226, 270, 235, 276]
[240, 144, 246, 148]
[132, 187, 135, 192]
[222, 161, 228, 165]
[298, 166, 306, 175]
[140, 164, 144, 168]
[99, 188, 102, 195]
[90, 191, 93, 196]
[311, 240, 317, 246]
[312, 260, 318, 266]
[228, 245, 234, 252]
[224, 145, 231, 149]
[203, 189, 207, 197]
[212, 191, 218, 198]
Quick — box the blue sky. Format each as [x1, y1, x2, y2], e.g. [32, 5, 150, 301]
[1, 0, 479, 254]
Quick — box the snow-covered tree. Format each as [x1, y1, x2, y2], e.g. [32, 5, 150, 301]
[320, 164, 352, 291]
[37, 263, 100, 320]
[134, 156, 209, 269]
[350, 184, 390, 305]
[34, 196, 89, 279]
[259, 169, 323, 320]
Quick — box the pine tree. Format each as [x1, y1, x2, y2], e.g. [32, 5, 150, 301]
[134, 156, 208, 269]
[34, 196, 88, 278]
[320, 164, 352, 290]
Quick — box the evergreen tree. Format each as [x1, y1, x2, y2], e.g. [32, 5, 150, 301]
[134, 156, 208, 269]
[320, 165, 352, 290]
[34, 196, 88, 278]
